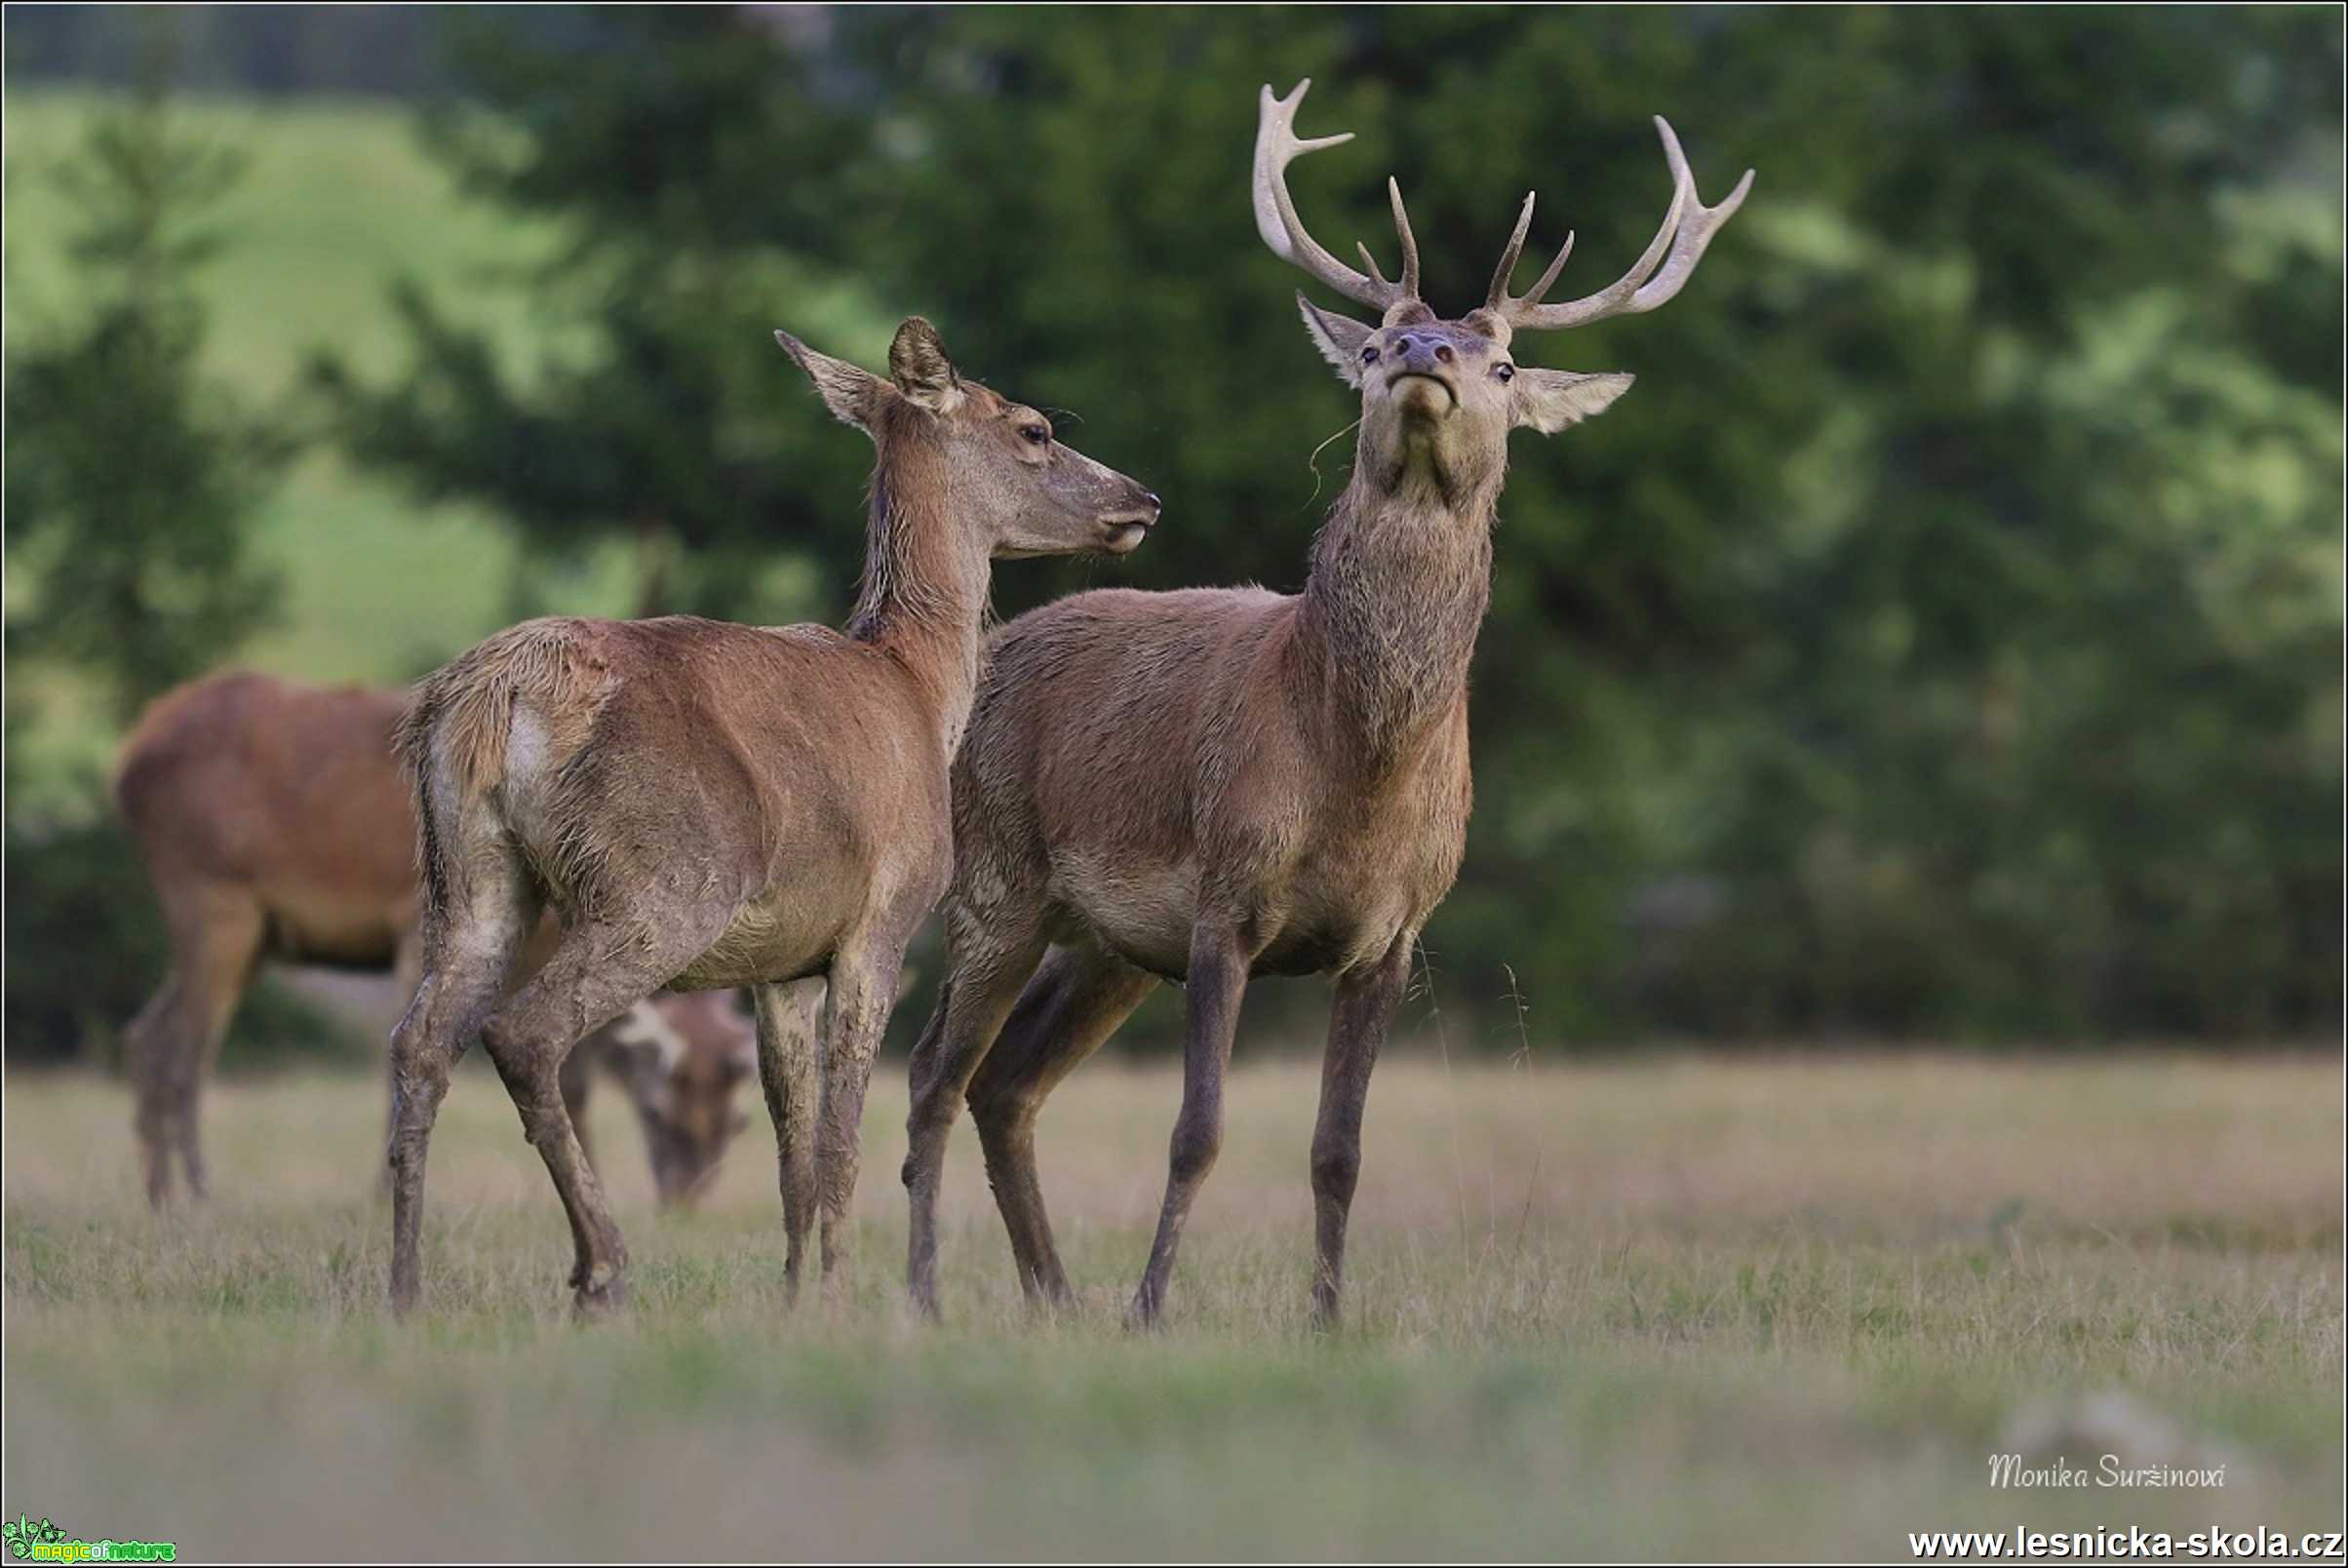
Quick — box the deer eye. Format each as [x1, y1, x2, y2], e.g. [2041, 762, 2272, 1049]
[1019, 423, 1049, 447]
[1494, 363, 1515, 382]
[1360, 345, 1380, 364]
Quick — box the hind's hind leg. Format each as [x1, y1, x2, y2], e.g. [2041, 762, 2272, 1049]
[477, 907, 736, 1313]
[127, 882, 264, 1208]
[376, 930, 427, 1198]
[387, 868, 536, 1314]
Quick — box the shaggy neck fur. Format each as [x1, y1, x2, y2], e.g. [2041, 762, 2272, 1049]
[846, 421, 990, 756]
[1293, 442, 1501, 768]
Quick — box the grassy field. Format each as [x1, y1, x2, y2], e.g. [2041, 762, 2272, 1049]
[4, 1052, 2340, 1559]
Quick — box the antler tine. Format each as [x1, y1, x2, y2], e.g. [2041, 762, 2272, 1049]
[1622, 118, 1754, 315]
[1486, 192, 1536, 312]
[1501, 116, 1753, 334]
[1252, 79, 1413, 313]
[1387, 176, 1422, 301]
[1485, 191, 1578, 314]
[1355, 179, 1422, 297]
[1517, 229, 1577, 310]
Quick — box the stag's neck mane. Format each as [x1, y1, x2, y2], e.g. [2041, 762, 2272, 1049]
[844, 430, 989, 756]
[1292, 461, 1498, 766]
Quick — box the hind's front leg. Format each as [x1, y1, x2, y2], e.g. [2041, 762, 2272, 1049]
[752, 977, 826, 1301]
[813, 939, 912, 1303]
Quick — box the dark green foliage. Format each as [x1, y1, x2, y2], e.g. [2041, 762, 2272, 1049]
[311, 11, 873, 619]
[322, 7, 2344, 1040]
[3, 3, 475, 99]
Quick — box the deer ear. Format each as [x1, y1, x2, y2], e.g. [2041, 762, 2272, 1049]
[1512, 369, 1633, 434]
[775, 330, 884, 430]
[887, 317, 964, 412]
[1296, 294, 1375, 389]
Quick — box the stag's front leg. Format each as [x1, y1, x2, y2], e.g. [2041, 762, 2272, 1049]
[751, 977, 825, 1300]
[1131, 916, 1253, 1327]
[1310, 933, 1413, 1331]
[814, 944, 908, 1301]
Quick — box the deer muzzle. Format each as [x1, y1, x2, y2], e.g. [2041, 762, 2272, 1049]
[1097, 490, 1161, 554]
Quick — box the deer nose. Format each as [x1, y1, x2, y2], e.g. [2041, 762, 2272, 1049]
[1392, 334, 1452, 374]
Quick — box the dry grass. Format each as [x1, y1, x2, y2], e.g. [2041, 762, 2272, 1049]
[5, 1052, 2342, 1559]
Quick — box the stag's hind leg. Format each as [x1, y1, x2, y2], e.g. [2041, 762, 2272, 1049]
[966, 942, 1157, 1308]
[902, 908, 1047, 1318]
[127, 883, 264, 1207]
[476, 909, 734, 1313]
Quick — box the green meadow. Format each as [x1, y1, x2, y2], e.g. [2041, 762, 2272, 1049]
[5, 92, 632, 779]
[4, 1054, 2340, 1558]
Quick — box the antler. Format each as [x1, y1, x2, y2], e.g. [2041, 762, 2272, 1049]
[1254, 79, 1422, 317]
[1486, 117, 1754, 335]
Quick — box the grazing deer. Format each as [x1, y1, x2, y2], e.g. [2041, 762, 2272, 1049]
[387, 317, 1160, 1314]
[114, 670, 760, 1209]
[902, 81, 1751, 1326]
[561, 986, 759, 1207]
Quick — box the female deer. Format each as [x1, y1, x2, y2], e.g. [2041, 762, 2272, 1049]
[387, 318, 1158, 1313]
[901, 83, 1750, 1326]
[115, 670, 761, 1210]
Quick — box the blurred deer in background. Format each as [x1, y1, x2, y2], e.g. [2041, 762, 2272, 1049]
[115, 671, 759, 1209]
[560, 986, 757, 1207]
[387, 318, 1160, 1314]
[902, 80, 1751, 1327]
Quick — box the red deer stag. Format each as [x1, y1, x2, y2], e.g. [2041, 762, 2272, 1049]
[902, 81, 1751, 1326]
[387, 318, 1160, 1313]
[114, 671, 761, 1208]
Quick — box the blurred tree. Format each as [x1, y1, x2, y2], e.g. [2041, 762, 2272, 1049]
[2, 2, 484, 99]
[5, 24, 322, 1065]
[319, 5, 2343, 1042]
[311, 9, 880, 622]
[5, 38, 292, 721]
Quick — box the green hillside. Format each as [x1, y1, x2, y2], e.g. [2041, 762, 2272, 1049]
[4, 91, 633, 762]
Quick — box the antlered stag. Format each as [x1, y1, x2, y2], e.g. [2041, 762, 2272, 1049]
[114, 671, 760, 1207]
[388, 318, 1160, 1313]
[903, 81, 1751, 1326]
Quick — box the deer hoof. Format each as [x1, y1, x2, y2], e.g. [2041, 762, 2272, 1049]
[571, 1262, 630, 1317]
